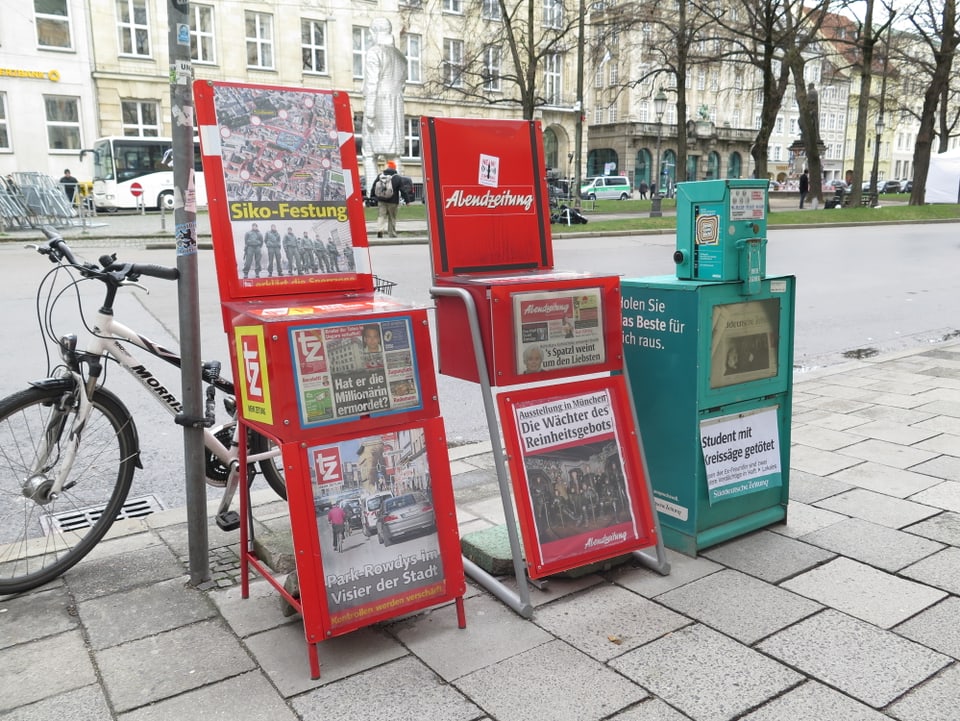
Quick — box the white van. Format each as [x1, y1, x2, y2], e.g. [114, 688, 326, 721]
[579, 175, 632, 200]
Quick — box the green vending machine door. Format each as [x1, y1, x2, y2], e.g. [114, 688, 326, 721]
[621, 275, 795, 555]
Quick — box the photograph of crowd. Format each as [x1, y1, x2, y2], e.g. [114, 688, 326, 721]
[522, 440, 633, 544]
[236, 221, 353, 279]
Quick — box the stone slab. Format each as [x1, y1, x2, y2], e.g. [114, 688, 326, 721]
[292, 656, 481, 721]
[610, 624, 801, 721]
[457, 639, 647, 721]
[799, 517, 945, 572]
[781, 557, 946, 628]
[700, 530, 834, 583]
[757, 610, 950, 708]
[0, 631, 97, 711]
[895, 596, 960, 660]
[814, 487, 940, 528]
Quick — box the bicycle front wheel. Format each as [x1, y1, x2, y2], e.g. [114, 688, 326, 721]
[0, 385, 138, 595]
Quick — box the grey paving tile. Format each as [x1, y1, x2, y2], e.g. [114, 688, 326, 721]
[497, 572, 605, 608]
[95, 619, 256, 712]
[895, 597, 960, 660]
[913, 432, 960, 456]
[799, 517, 945, 572]
[909, 480, 960, 512]
[900, 546, 960, 594]
[912, 414, 960, 437]
[457, 639, 647, 721]
[789, 445, 863, 476]
[839, 439, 938, 469]
[64, 542, 185, 602]
[814, 488, 941, 528]
[118, 672, 296, 721]
[246, 622, 406, 697]
[609, 549, 723, 597]
[610, 624, 802, 721]
[844, 419, 941, 445]
[771, 501, 847, 538]
[883, 663, 960, 721]
[792, 409, 871, 430]
[910, 454, 960, 482]
[757, 610, 950, 708]
[656, 570, 821, 644]
[0, 586, 78, 649]
[795, 396, 874, 414]
[7, 685, 112, 721]
[79, 577, 215, 650]
[700, 530, 834, 583]
[609, 699, 693, 720]
[781, 557, 946, 628]
[787, 469, 853, 503]
[293, 656, 480, 721]
[533, 583, 689, 661]
[740, 680, 891, 720]
[832, 462, 944, 498]
[790, 425, 864, 451]
[209, 576, 298, 637]
[0, 631, 97, 712]
[904, 511, 960, 546]
[857, 393, 933, 413]
[389, 591, 553, 681]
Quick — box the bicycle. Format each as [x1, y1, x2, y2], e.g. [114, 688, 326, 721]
[0, 227, 285, 595]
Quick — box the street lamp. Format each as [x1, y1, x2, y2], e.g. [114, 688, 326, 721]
[870, 113, 885, 206]
[567, 151, 574, 201]
[650, 88, 668, 218]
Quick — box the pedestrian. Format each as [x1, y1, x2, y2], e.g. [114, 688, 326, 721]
[799, 170, 809, 209]
[638, 181, 648, 200]
[371, 160, 401, 238]
[59, 169, 78, 204]
[264, 224, 282, 276]
[242, 223, 263, 278]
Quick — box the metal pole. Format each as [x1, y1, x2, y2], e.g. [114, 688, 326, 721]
[573, 0, 585, 209]
[168, 0, 209, 585]
[649, 123, 663, 218]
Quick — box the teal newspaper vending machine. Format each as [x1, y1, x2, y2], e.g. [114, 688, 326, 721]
[622, 179, 795, 555]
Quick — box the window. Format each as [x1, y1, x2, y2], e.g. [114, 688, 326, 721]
[245, 11, 274, 69]
[697, 70, 705, 91]
[353, 26, 368, 79]
[543, 0, 563, 29]
[443, 38, 464, 87]
[775, 116, 783, 134]
[117, 0, 150, 56]
[404, 34, 422, 84]
[0, 94, 9, 151]
[190, 4, 216, 64]
[44, 95, 81, 151]
[594, 106, 603, 124]
[35, 0, 72, 49]
[443, 0, 463, 13]
[483, 45, 501, 91]
[302, 19, 327, 74]
[482, 0, 502, 21]
[608, 105, 617, 123]
[609, 63, 618, 86]
[544, 53, 561, 105]
[710, 70, 719, 91]
[121, 100, 160, 136]
[404, 117, 421, 159]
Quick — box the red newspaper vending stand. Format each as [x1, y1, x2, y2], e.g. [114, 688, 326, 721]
[422, 117, 668, 601]
[194, 81, 465, 678]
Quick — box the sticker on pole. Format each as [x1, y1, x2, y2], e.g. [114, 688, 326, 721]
[700, 405, 782, 504]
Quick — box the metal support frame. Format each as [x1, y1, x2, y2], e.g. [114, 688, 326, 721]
[430, 285, 534, 619]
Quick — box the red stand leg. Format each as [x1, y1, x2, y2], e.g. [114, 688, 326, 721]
[455, 595, 467, 629]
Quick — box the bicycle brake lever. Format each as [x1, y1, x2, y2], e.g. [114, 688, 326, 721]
[121, 280, 149, 294]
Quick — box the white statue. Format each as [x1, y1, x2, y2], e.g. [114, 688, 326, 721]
[362, 18, 408, 183]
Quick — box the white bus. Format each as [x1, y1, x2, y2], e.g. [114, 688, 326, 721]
[85, 136, 206, 212]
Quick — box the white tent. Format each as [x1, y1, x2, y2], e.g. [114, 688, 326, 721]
[925, 148, 960, 203]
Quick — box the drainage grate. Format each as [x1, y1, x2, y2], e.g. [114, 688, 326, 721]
[41, 495, 165, 534]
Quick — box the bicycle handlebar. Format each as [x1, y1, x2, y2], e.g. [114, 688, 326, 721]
[35, 225, 179, 283]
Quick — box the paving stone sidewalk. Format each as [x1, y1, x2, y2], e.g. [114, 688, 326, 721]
[2, 341, 959, 720]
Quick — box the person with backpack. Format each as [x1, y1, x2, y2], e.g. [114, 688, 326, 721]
[371, 160, 401, 238]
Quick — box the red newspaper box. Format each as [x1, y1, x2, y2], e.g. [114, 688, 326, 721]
[422, 116, 622, 385]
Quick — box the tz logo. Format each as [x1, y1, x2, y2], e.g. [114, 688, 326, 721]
[315, 448, 342, 484]
[296, 331, 325, 364]
[241, 336, 264, 401]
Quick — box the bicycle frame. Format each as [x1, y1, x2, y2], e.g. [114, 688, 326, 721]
[43, 298, 276, 517]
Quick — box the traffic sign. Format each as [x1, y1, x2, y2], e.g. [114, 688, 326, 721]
[130, 182, 143, 197]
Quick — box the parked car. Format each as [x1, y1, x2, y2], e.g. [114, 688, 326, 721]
[361, 491, 393, 537]
[579, 175, 632, 200]
[340, 499, 363, 531]
[377, 491, 436, 546]
[900, 179, 913, 193]
[827, 179, 850, 193]
[768, 180, 783, 191]
[880, 179, 901, 194]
